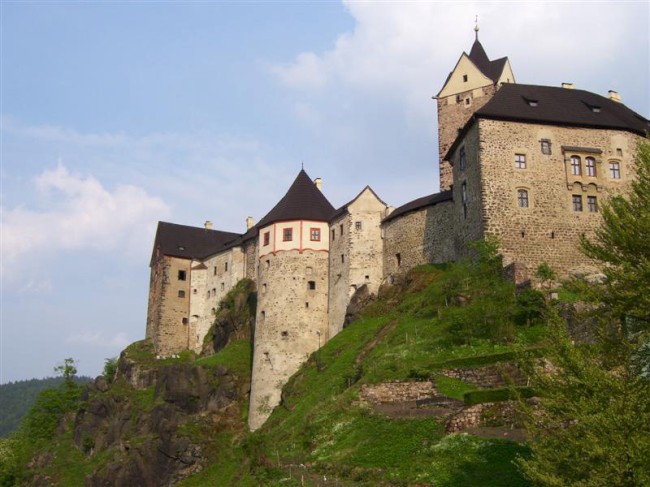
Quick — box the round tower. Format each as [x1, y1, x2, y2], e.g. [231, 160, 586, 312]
[248, 170, 334, 430]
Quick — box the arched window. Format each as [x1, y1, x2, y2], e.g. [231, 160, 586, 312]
[586, 157, 596, 177]
[571, 156, 582, 176]
[517, 189, 529, 208]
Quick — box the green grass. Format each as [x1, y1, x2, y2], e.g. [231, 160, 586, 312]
[464, 387, 536, 406]
[435, 375, 477, 400]
[195, 339, 251, 378]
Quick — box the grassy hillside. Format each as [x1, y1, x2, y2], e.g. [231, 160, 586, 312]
[181, 261, 547, 486]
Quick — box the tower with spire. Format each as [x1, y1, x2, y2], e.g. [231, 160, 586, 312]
[435, 25, 515, 190]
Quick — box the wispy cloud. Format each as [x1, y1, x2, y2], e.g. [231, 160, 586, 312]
[1, 164, 169, 278]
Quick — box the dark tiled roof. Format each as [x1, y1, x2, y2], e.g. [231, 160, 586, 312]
[446, 83, 650, 160]
[150, 221, 240, 265]
[330, 185, 387, 222]
[468, 40, 507, 83]
[382, 191, 453, 224]
[256, 169, 336, 228]
[477, 83, 650, 134]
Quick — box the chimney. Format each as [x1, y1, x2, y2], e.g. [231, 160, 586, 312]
[385, 206, 395, 217]
[562, 82, 574, 89]
[204, 220, 213, 230]
[246, 216, 254, 230]
[314, 178, 323, 191]
[608, 90, 622, 103]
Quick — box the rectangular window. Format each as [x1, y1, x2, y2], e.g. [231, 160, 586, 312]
[515, 153, 526, 169]
[224, 262, 228, 272]
[571, 156, 582, 176]
[310, 228, 321, 241]
[396, 253, 401, 267]
[178, 270, 186, 281]
[587, 196, 598, 213]
[517, 189, 529, 208]
[459, 146, 466, 171]
[283, 228, 293, 241]
[609, 162, 621, 179]
[213, 266, 217, 276]
[308, 281, 316, 290]
[586, 157, 596, 177]
[178, 290, 185, 298]
[341, 254, 345, 263]
[616, 148, 623, 157]
[541, 139, 551, 155]
[263, 231, 270, 246]
[355, 221, 362, 231]
[339, 224, 343, 235]
[572, 195, 583, 212]
[331, 229, 335, 241]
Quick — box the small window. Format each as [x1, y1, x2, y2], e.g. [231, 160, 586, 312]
[572, 195, 583, 212]
[571, 156, 582, 176]
[212, 288, 216, 295]
[461, 182, 467, 204]
[459, 146, 466, 171]
[182, 317, 188, 325]
[587, 196, 598, 213]
[265, 260, 270, 269]
[331, 229, 335, 241]
[517, 189, 529, 208]
[465, 98, 470, 105]
[310, 228, 321, 241]
[281, 331, 289, 337]
[355, 221, 362, 231]
[586, 157, 596, 177]
[178, 290, 186, 298]
[305, 302, 309, 308]
[341, 254, 345, 263]
[224, 262, 228, 272]
[193, 289, 197, 294]
[462, 74, 468, 82]
[221, 283, 225, 291]
[396, 253, 401, 267]
[541, 139, 552, 155]
[262, 283, 267, 294]
[263, 231, 270, 246]
[308, 281, 316, 290]
[526, 99, 539, 107]
[213, 266, 217, 276]
[260, 311, 265, 322]
[178, 270, 186, 281]
[283, 228, 292, 242]
[515, 153, 526, 169]
[616, 148, 623, 157]
[609, 162, 621, 179]
[339, 224, 343, 234]
[305, 267, 313, 275]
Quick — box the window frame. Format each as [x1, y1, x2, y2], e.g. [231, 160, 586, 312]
[263, 231, 270, 246]
[609, 161, 621, 179]
[587, 195, 598, 213]
[283, 227, 293, 242]
[571, 156, 582, 176]
[515, 153, 526, 169]
[310, 228, 321, 242]
[572, 194, 583, 212]
[517, 189, 529, 208]
[585, 157, 596, 177]
[540, 139, 552, 155]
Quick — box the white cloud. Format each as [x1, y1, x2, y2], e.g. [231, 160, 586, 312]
[271, 1, 649, 120]
[1, 164, 169, 278]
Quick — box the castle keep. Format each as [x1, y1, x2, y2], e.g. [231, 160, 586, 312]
[146, 33, 649, 430]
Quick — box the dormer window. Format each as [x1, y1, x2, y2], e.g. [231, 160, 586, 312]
[524, 97, 538, 107]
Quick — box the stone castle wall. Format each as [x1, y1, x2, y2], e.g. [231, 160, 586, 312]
[382, 199, 456, 278]
[470, 119, 638, 276]
[328, 213, 351, 339]
[437, 84, 498, 190]
[249, 246, 330, 430]
[147, 255, 192, 355]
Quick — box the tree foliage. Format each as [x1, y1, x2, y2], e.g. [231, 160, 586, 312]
[518, 139, 650, 486]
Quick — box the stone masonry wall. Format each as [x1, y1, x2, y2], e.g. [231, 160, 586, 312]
[249, 246, 329, 431]
[382, 199, 456, 278]
[150, 256, 192, 355]
[476, 119, 638, 277]
[243, 239, 257, 281]
[328, 213, 350, 340]
[437, 84, 498, 190]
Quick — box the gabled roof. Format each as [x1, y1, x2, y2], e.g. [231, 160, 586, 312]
[330, 185, 387, 221]
[468, 39, 508, 83]
[150, 221, 240, 265]
[446, 83, 650, 160]
[256, 169, 336, 228]
[382, 191, 453, 224]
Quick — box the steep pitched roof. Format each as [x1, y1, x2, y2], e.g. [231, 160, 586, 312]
[468, 39, 508, 83]
[446, 83, 650, 160]
[382, 191, 453, 224]
[330, 185, 387, 221]
[256, 169, 336, 228]
[150, 221, 240, 265]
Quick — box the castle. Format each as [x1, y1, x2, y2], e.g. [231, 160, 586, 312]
[146, 31, 649, 430]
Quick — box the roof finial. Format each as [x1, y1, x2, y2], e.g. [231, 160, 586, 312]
[301, 161, 304, 169]
[474, 15, 479, 41]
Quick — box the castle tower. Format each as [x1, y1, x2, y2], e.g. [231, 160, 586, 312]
[435, 26, 515, 190]
[249, 170, 335, 431]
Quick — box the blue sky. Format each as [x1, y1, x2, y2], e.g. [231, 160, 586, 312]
[2, 1, 648, 383]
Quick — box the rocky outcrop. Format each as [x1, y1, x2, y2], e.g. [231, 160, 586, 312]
[74, 362, 248, 487]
